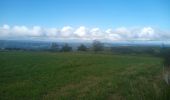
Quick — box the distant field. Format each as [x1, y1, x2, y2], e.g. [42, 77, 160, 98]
[0, 51, 169, 100]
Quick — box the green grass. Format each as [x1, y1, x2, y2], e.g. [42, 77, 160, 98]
[0, 51, 169, 100]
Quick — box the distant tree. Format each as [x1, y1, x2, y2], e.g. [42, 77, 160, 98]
[50, 42, 59, 51]
[92, 40, 104, 52]
[161, 46, 170, 84]
[161, 47, 170, 68]
[77, 44, 87, 51]
[60, 43, 72, 52]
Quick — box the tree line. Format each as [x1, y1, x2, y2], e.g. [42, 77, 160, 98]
[50, 40, 104, 52]
[50, 40, 166, 56]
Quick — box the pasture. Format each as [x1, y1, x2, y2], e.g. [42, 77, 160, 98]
[0, 51, 169, 100]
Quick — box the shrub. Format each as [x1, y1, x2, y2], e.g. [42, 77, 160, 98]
[77, 44, 87, 51]
[60, 43, 72, 52]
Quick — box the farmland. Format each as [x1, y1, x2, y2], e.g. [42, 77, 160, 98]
[0, 51, 169, 100]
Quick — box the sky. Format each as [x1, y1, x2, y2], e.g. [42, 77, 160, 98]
[0, 0, 170, 41]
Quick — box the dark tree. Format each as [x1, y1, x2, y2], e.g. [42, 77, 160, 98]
[161, 46, 170, 84]
[60, 43, 72, 52]
[92, 40, 104, 52]
[161, 47, 170, 68]
[77, 44, 87, 51]
[50, 42, 59, 51]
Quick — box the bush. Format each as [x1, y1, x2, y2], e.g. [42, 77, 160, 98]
[161, 47, 170, 67]
[60, 43, 72, 52]
[92, 40, 104, 52]
[50, 42, 59, 52]
[77, 44, 87, 51]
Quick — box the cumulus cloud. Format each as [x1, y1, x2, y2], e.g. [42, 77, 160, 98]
[74, 26, 88, 37]
[45, 28, 59, 37]
[3, 24, 10, 30]
[60, 26, 74, 37]
[0, 24, 169, 41]
[139, 27, 156, 39]
[105, 29, 123, 40]
[0, 25, 11, 36]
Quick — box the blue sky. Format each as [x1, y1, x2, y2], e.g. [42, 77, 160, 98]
[0, 0, 169, 29]
[0, 0, 170, 41]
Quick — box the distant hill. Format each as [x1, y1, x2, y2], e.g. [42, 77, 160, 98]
[0, 40, 170, 50]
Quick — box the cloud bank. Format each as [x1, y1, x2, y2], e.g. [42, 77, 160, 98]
[0, 24, 169, 41]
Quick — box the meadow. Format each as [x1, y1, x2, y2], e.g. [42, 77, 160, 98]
[0, 51, 169, 100]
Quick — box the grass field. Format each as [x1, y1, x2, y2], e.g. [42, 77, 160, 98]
[0, 51, 169, 100]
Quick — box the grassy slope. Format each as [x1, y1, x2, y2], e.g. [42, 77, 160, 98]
[0, 51, 169, 100]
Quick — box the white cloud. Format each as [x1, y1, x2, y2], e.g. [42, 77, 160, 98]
[139, 27, 155, 39]
[106, 29, 123, 40]
[31, 26, 44, 37]
[90, 28, 103, 36]
[12, 26, 29, 36]
[45, 28, 59, 37]
[3, 24, 10, 30]
[0, 25, 11, 36]
[10, 26, 44, 37]
[0, 24, 169, 41]
[60, 26, 74, 37]
[114, 27, 129, 34]
[74, 26, 88, 37]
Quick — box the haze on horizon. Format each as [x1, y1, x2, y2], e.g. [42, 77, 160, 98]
[0, 0, 170, 42]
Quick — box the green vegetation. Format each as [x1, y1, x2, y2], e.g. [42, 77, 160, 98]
[0, 51, 169, 100]
[161, 47, 170, 68]
[50, 43, 60, 52]
[92, 40, 104, 52]
[160, 47, 170, 84]
[60, 44, 72, 52]
[77, 44, 87, 51]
